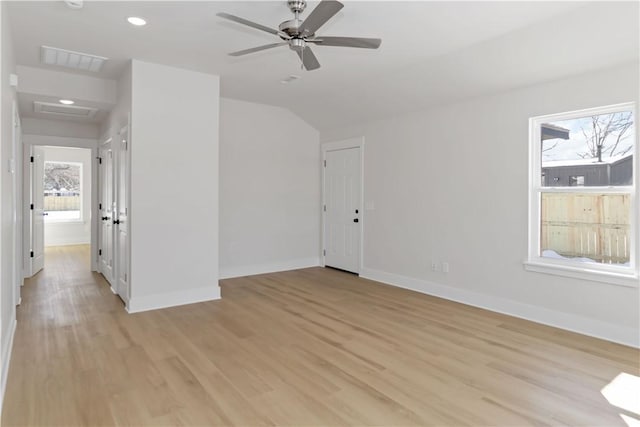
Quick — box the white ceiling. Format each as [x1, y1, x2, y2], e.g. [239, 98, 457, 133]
[7, 1, 639, 130]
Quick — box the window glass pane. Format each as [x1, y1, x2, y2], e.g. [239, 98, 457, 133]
[44, 162, 81, 221]
[540, 192, 630, 265]
[540, 111, 634, 187]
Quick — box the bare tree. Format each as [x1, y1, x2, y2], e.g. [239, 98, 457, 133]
[542, 140, 561, 153]
[44, 163, 80, 192]
[578, 112, 633, 161]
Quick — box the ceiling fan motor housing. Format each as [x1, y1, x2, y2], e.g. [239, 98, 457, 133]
[279, 19, 306, 38]
[281, 0, 312, 38]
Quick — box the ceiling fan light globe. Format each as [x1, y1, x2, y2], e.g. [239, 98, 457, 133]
[289, 38, 306, 52]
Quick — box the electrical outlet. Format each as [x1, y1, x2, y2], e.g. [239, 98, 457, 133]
[431, 261, 438, 272]
[442, 262, 450, 273]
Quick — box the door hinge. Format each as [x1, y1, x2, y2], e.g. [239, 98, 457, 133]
[30, 156, 34, 163]
[323, 204, 326, 212]
[30, 203, 34, 210]
[99, 249, 102, 256]
[324, 160, 326, 167]
[98, 157, 102, 164]
[30, 251, 34, 258]
[99, 203, 102, 210]
[323, 249, 326, 256]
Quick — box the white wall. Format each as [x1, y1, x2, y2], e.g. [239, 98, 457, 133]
[100, 62, 131, 140]
[219, 98, 321, 278]
[42, 146, 91, 247]
[128, 60, 220, 312]
[16, 65, 116, 105]
[0, 1, 18, 411]
[22, 118, 98, 140]
[321, 63, 640, 347]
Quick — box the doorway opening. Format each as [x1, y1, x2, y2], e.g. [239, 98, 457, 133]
[25, 145, 95, 278]
[321, 137, 364, 274]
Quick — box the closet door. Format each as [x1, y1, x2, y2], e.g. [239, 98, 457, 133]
[99, 140, 115, 286]
[115, 126, 130, 302]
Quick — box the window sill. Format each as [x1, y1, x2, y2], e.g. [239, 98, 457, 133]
[524, 260, 639, 288]
[45, 220, 84, 224]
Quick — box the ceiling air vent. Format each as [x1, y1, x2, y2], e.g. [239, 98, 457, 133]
[40, 45, 107, 72]
[34, 101, 98, 119]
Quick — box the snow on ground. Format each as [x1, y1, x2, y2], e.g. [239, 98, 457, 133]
[542, 249, 630, 266]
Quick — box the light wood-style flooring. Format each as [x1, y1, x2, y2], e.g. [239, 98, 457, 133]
[2, 245, 638, 426]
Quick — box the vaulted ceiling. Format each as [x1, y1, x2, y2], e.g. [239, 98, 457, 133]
[7, 1, 639, 130]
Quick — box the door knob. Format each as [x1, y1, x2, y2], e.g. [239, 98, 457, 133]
[113, 219, 120, 225]
[353, 218, 359, 223]
[102, 216, 108, 221]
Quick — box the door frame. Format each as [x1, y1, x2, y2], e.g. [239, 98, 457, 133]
[22, 135, 99, 274]
[321, 137, 365, 273]
[11, 101, 23, 305]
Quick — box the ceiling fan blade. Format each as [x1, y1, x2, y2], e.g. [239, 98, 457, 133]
[296, 46, 321, 71]
[217, 12, 287, 38]
[229, 42, 288, 57]
[299, 0, 344, 37]
[308, 36, 382, 49]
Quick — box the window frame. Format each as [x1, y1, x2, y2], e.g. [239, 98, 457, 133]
[525, 102, 639, 287]
[43, 160, 84, 223]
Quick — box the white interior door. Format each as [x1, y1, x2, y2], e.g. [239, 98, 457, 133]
[324, 147, 361, 273]
[99, 142, 114, 286]
[116, 127, 130, 302]
[31, 146, 45, 275]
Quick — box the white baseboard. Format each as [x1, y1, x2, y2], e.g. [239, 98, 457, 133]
[360, 267, 639, 348]
[45, 240, 90, 247]
[219, 257, 320, 280]
[127, 285, 221, 314]
[1, 317, 17, 415]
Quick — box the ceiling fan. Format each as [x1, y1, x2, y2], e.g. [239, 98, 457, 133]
[217, 0, 382, 71]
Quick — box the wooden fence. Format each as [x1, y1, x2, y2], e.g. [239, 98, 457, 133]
[44, 196, 80, 212]
[541, 193, 630, 264]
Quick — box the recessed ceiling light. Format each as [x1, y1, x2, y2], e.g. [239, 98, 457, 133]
[127, 17, 147, 26]
[59, 99, 75, 105]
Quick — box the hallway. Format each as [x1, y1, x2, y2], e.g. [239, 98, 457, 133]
[3, 245, 125, 425]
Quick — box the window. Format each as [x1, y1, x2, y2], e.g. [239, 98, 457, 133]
[569, 175, 584, 186]
[44, 161, 82, 221]
[527, 103, 638, 285]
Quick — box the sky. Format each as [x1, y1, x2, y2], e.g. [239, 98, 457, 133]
[541, 112, 635, 164]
